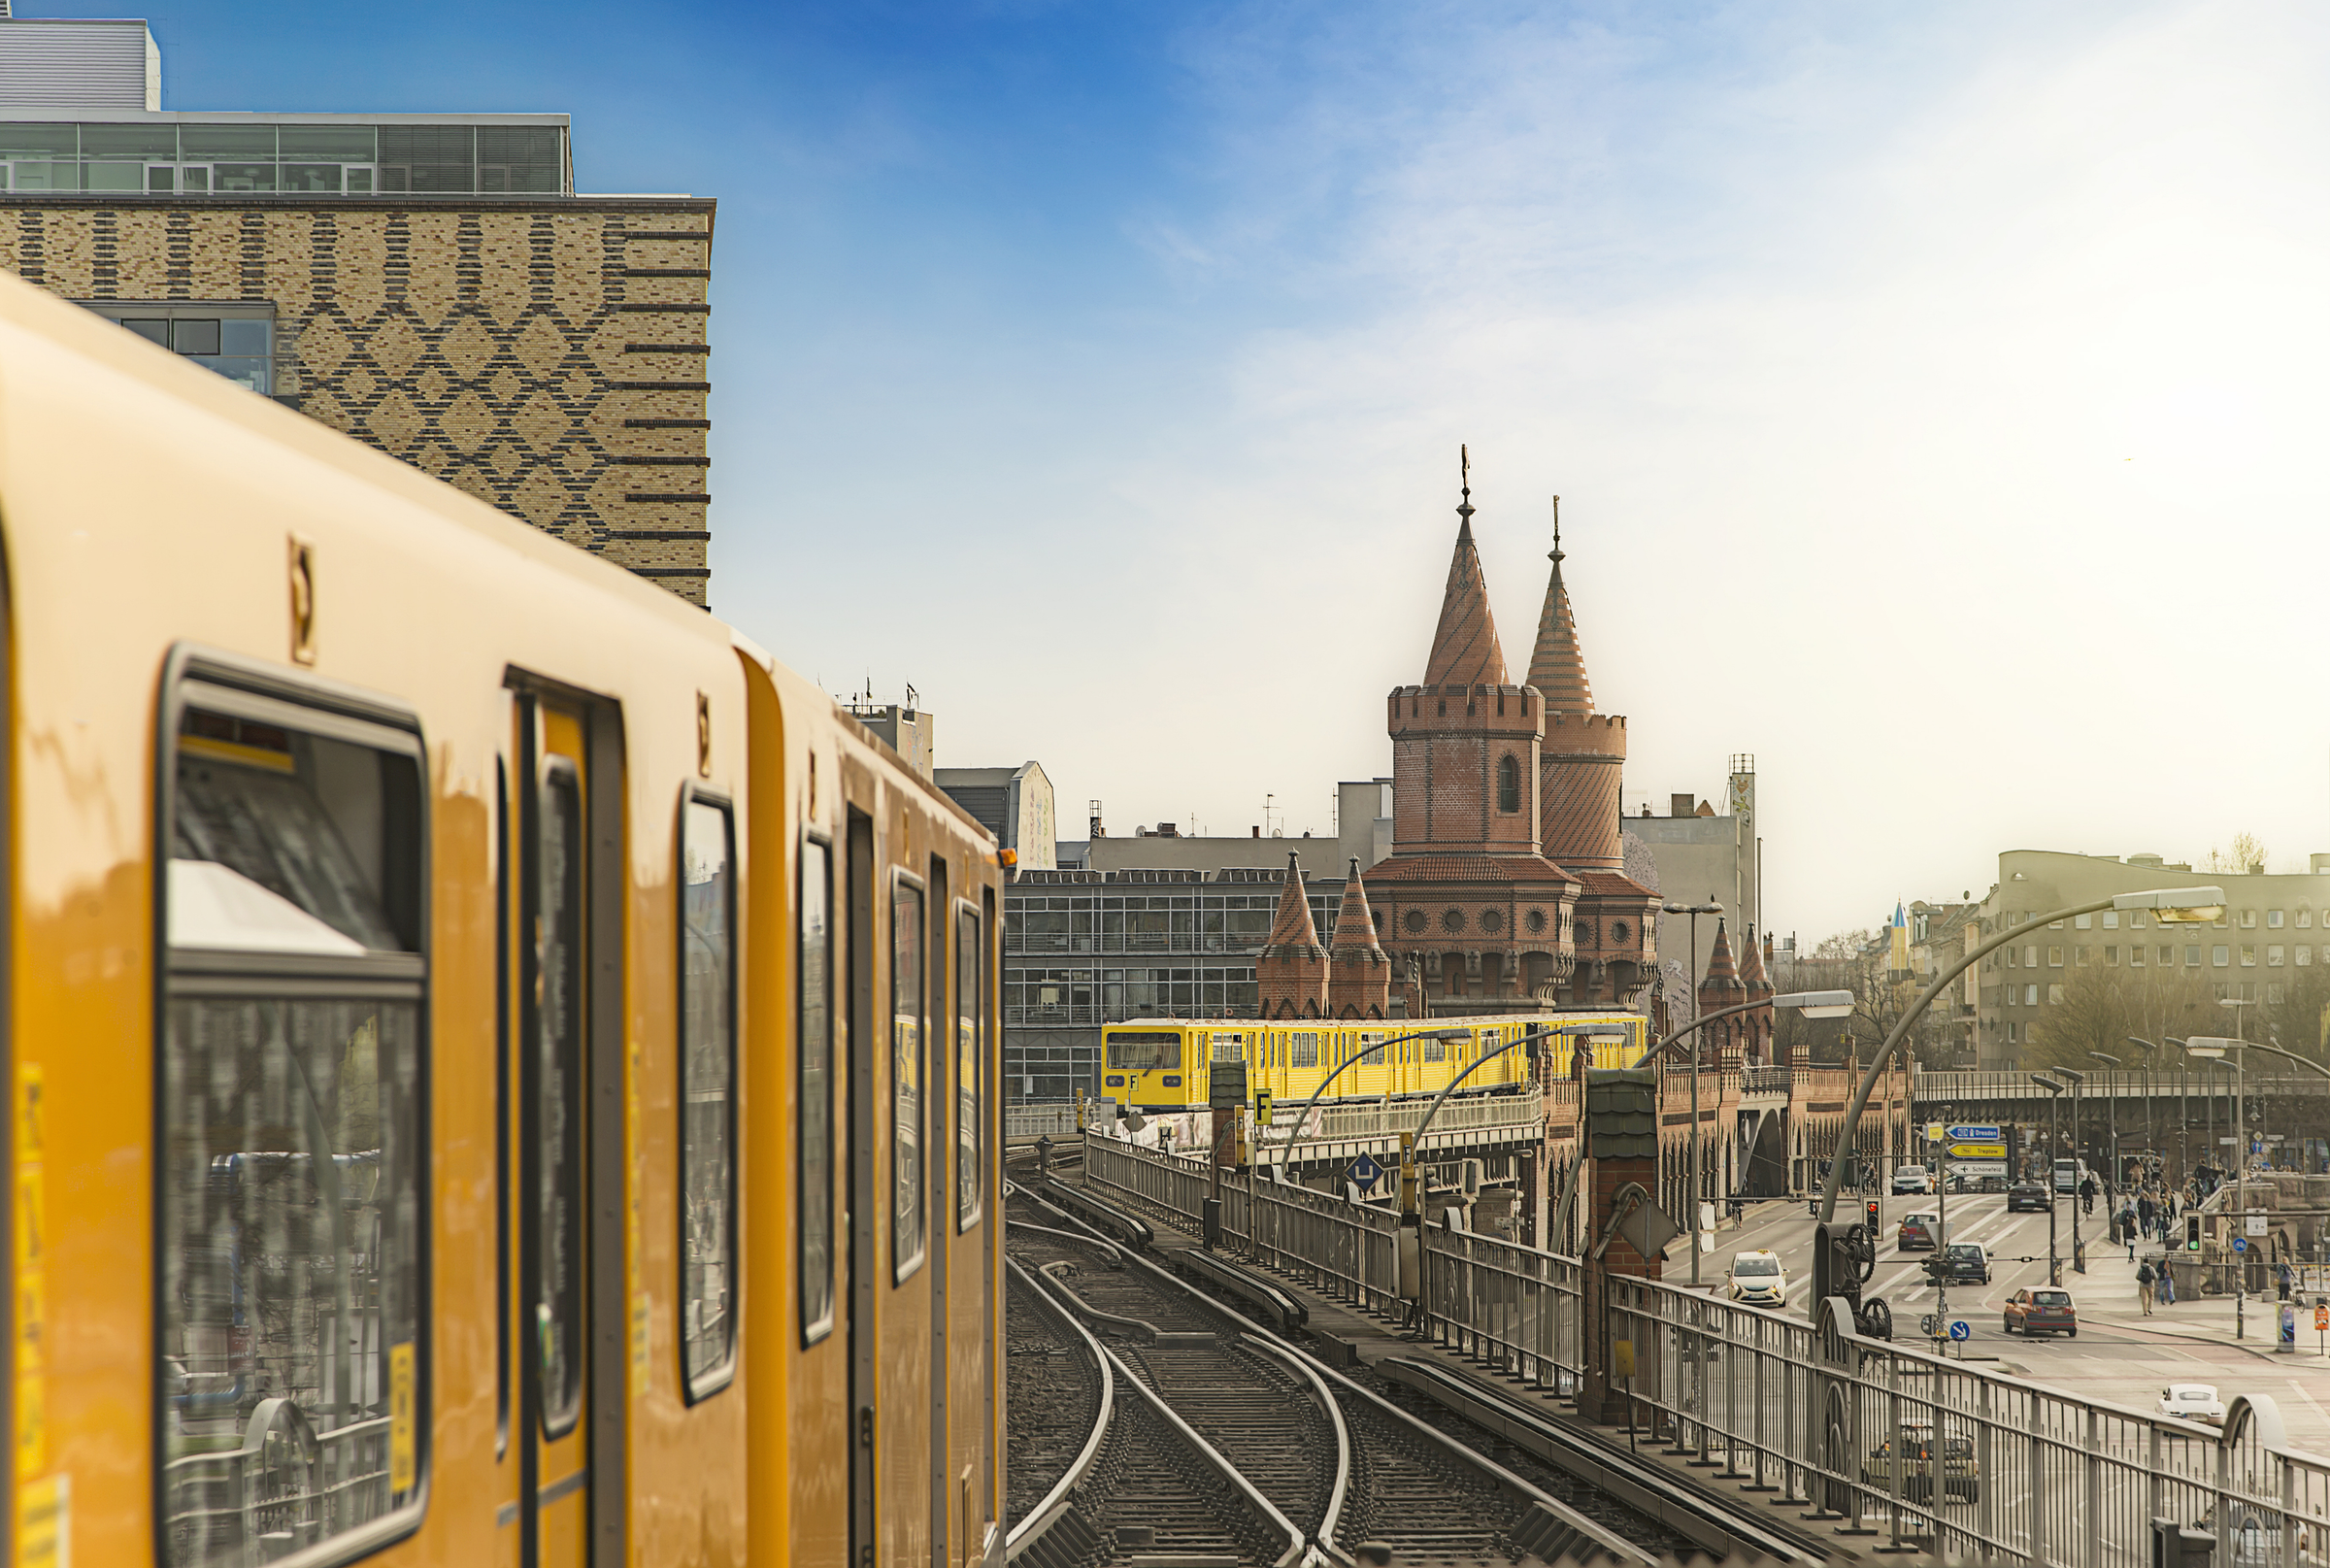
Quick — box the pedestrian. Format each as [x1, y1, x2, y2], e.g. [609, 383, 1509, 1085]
[2278, 1262, 2293, 1303]
[2138, 1257, 2157, 1316]
[2126, 1214, 2137, 1263]
[2159, 1264, 2176, 1307]
[2139, 1192, 2156, 1236]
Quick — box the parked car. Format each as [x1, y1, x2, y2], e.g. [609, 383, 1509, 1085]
[1924, 1243, 1992, 1285]
[2003, 1287, 2078, 1337]
[1860, 1424, 1980, 1503]
[1898, 1211, 1942, 1251]
[1892, 1164, 1932, 1195]
[2008, 1181, 2051, 1213]
[1726, 1250, 1788, 1309]
[2156, 1384, 2226, 1424]
[1977, 1174, 2008, 1194]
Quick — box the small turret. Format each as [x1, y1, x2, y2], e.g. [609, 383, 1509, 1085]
[1255, 852, 1330, 1018]
[1326, 858, 1391, 1018]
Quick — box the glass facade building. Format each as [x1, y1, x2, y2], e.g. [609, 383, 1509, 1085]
[0, 117, 568, 196]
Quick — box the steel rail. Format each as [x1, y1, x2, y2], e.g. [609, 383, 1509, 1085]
[1001, 1256, 1115, 1561]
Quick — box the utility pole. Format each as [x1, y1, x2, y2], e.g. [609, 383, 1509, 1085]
[2033, 1074, 2063, 1285]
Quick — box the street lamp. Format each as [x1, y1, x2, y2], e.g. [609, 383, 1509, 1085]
[1815, 887, 2225, 1223]
[2031, 1074, 2064, 1285]
[2048, 1067, 2087, 1272]
[2089, 1051, 2121, 1196]
[1544, 989, 1854, 1257]
[1661, 899, 1725, 1286]
[2125, 1037, 2158, 1184]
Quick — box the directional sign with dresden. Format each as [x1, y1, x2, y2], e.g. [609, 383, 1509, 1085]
[1946, 1124, 2000, 1143]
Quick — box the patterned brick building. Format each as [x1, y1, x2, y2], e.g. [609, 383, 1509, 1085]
[1362, 470, 1663, 1017]
[0, 87, 714, 603]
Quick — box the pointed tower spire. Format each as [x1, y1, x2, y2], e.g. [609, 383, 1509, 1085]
[1255, 852, 1330, 1017]
[1696, 919, 1744, 1006]
[1739, 922, 1772, 1000]
[1327, 858, 1391, 1018]
[1421, 445, 1511, 686]
[1525, 494, 1594, 713]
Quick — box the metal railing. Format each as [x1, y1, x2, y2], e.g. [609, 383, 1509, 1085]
[1917, 1070, 2330, 1103]
[1315, 1087, 1543, 1141]
[1081, 1134, 1404, 1317]
[1603, 1275, 2330, 1567]
[1417, 1221, 1582, 1394]
[1006, 1102, 1082, 1140]
[1741, 1065, 1793, 1094]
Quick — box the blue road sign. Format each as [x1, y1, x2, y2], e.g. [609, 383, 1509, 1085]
[1946, 1124, 2000, 1143]
[1348, 1153, 1384, 1190]
[2233, 1236, 2249, 1253]
[1948, 1319, 1971, 1342]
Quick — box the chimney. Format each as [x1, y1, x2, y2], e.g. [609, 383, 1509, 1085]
[1670, 792, 1694, 817]
[1251, 825, 1261, 838]
[1088, 799, 1105, 839]
[1156, 822, 1179, 838]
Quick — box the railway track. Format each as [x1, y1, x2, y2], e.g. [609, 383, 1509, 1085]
[1005, 1194, 1660, 1567]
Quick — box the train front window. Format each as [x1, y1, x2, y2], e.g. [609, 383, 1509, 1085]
[160, 686, 426, 1567]
[679, 797, 735, 1396]
[1105, 1031, 1180, 1070]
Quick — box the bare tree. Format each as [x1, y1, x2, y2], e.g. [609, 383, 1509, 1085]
[2027, 961, 2214, 1072]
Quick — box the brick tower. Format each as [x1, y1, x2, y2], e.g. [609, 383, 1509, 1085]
[1255, 852, 1330, 1018]
[1526, 504, 1660, 1003]
[1326, 858, 1391, 1019]
[1367, 452, 1584, 1015]
[1739, 925, 1775, 1065]
[1696, 920, 1747, 1067]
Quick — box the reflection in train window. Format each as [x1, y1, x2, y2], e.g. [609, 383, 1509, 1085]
[892, 876, 926, 1282]
[679, 797, 735, 1395]
[957, 906, 982, 1231]
[530, 759, 584, 1439]
[160, 695, 425, 1566]
[800, 838, 834, 1341]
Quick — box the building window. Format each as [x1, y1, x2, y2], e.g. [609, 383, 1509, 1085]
[2024, 984, 2038, 1006]
[1525, 908, 1546, 935]
[2023, 944, 2038, 968]
[2104, 946, 2118, 965]
[1441, 908, 1466, 933]
[2269, 909, 2284, 928]
[1611, 920, 1629, 943]
[2075, 914, 2091, 929]
[2267, 945, 2284, 967]
[2268, 983, 2285, 1004]
[2301, 909, 2314, 929]
[2212, 945, 2229, 967]
[1480, 908, 1503, 933]
[2300, 947, 2314, 967]
[1497, 753, 1520, 814]
[2128, 945, 2144, 967]
[1403, 909, 1425, 933]
[1579, 918, 1596, 944]
[2102, 912, 2118, 929]
[2047, 946, 2063, 967]
[2076, 946, 2090, 966]
[2007, 1021, 2018, 1044]
[2239, 909, 2257, 928]
[2241, 946, 2256, 967]
[2047, 984, 2065, 1005]
[2007, 947, 2018, 969]
[2128, 912, 2146, 929]
[2181, 945, 2197, 966]
[84, 303, 276, 395]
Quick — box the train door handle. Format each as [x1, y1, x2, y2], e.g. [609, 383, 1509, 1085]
[859, 1406, 874, 1451]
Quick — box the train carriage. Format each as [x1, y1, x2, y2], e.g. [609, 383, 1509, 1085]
[1099, 1011, 1649, 1114]
[0, 266, 1003, 1566]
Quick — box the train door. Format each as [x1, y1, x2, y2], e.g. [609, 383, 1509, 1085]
[514, 693, 625, 1568]
[847, 809, 879, 1567]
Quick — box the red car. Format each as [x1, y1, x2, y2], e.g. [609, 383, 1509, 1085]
[2003, 1287, 2078, 1337]
[1897, 1212, 1941, 1251]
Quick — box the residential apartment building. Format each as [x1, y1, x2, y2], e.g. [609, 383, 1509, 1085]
[1974, 849, 2330, 1068]
[0, 16, 714, 603]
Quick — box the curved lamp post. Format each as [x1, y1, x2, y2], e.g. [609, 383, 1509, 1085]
[2048, 1066, 2087, 1271]
[2088, 1051, 2121, 1194]
[2031, 1073, 2064, 1284]
[1255, 1025, 1474, 1176]
[1662, 901, 1724, 1284]
[2126, 1037, 2158, 1182]
[2184, 1036, 2256, 1337]
[1814, 887, 2225, 1225]
[1539, 989, 1855, 1257]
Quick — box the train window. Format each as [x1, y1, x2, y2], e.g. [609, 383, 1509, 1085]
[1211, 1032, 1245, 1064]
[799, 838, 835, 1343]
[161, 686, 426, 1566]
[1360, 1032, 1386, 1065]
[893, 875, 926, 1283]
[531, 758, 586, 1439]
[1105, 1031, 1180, 1070]
[956, 906, 982, 1232]
[679, 796, 736, 1396]
[1422, 1032, 1447, 1062]
[1291, 1031, 1318, 1068]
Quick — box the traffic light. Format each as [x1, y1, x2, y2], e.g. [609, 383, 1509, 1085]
[2185, 1215, 2202, 1251]
[1255, 1088, 1273, 1127]
[1867, 1199, 1881, 1231]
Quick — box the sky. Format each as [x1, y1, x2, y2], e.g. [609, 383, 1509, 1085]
[80, 0, 2330, 941]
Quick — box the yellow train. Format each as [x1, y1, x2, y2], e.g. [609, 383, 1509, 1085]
[0, 270, 1001, 1566]
[1099, 1012, 1650, 1114]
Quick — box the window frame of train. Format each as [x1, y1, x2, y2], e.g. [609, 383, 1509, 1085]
[676, 788, 738, 1401]
[955, 899, 983, 1234]
[892, 868, 928, 1284]
[799, 831, 837, 1344]
[151, 650, 432, 1568]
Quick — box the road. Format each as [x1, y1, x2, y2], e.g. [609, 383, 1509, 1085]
[1670, 1190, 2330, 1455]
